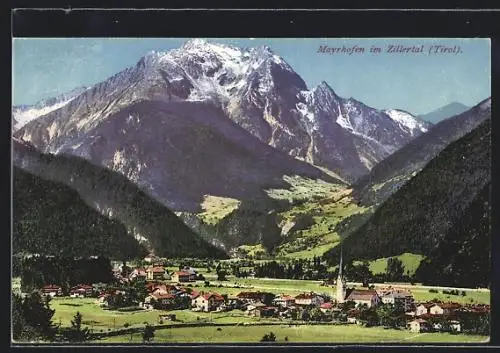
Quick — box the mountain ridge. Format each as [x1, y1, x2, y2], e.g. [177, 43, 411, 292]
[326, 117, 491, 265]
[15, 39, 430, 185]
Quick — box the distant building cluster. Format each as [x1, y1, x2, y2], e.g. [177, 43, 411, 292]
[34, 255, 490, 335]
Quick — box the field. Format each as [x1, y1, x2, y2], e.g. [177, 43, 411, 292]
[353, 253, 426, 276]
[97, 324, 488, 344]
[50, 297, 279, 331]
[36, 274, 490, 344]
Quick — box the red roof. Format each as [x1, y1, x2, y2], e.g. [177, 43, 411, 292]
[147, 267, 165, 273]
[203, 293, 225, 301]
[174, 271, 190, 276]
[320, 302, 334, 309]
[237, 291, 273, 299]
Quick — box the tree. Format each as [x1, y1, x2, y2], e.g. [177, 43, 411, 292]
[300, 308, 311, 321]
[216, 269, 228, 281]
[64, 312, 91, 342]
[16, 292, 58, 342]
[260, 332, 276, 342]
[310, 307, 324, 322]
[357, 261, 373, 286]
[358, 306, 379, 327]
[142, 324, 155, 343]
[12, 294, 38, 342]
[128, 278, 149, 304]
[376, 304, 393, 327]
[386, 258, 405, 282]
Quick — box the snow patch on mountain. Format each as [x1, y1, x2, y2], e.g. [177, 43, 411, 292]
[384, 109, 429, 136]
[13, 98, 74, 131]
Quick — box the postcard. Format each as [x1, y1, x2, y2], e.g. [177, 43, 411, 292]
[11, 37, 491, 345]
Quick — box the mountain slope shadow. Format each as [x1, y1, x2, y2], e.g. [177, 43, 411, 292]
[13, 166, 146, 260]
[13, 138, 228, 259]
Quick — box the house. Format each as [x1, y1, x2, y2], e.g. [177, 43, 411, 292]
[272, 295, 295, 308]
[96, 293, 111, 306]
[171, 271, 191, 283]
[192, 293, 225, 312]
[380, 290, 415, 312]
[415, 303, 435, 316]
[226, 295, 243, 309]
[248, 306, 278, 318]
[144, 293, 177, 310]
[146, 267, 165, 281]
[40, 284, 62, 297]
[430, 303, 462, 315]
[180, 266, 199, 281]
[319, 302, 335, 314]
[450, 320, 462, 332]
[69, 284, 94, 298]
[150, 284, 178, 295]
[236, 291, 275, 305]
[246, 302, 266, 315]
[145, 281, 162, 292]
[407, 319, 431, 333]
[129, 268, 147, 280]
[294, 292, 325, 307]
[345, 289, 380, 308]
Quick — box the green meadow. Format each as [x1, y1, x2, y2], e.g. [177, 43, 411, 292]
[97, 324, 488, 344]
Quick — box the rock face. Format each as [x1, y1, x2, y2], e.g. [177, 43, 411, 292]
[15, 39, 430, 197]
[12, 86, 89, 131]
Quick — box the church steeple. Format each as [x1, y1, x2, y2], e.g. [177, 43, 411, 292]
[336, 243, 346, 304]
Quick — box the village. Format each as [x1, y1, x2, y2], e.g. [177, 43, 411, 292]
[34, 255, 490, 339]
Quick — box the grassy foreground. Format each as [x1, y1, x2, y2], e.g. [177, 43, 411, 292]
[96, 325, 488, 344]
[50, 298, 277, 330]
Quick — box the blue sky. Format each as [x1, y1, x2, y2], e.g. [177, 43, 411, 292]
[12, 38, 490, 115]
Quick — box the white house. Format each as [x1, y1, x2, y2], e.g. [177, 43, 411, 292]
[192, 293, 225, 312]
[380, 290, 415, 312]
[294, 293, 325, 307]
[407, 319, 431, 333]
[346, 289, 381, 308]
[272, 295, 295, 308]
[430, 303, 462, 315]
[415, 303, 434, 316]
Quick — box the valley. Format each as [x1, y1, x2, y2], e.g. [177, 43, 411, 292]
[11, 38, 491, 345]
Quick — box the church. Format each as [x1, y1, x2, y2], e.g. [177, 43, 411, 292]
[335, 245, 346, 304]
